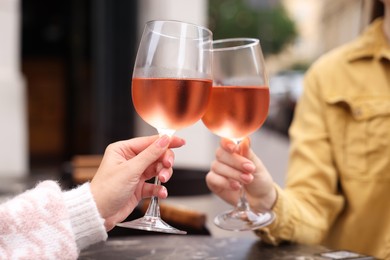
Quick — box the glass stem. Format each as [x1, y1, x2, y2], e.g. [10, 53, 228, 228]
[236, 186, 250, 212]
[144, 128, 175, 218]
[234, 138, 250, 212]
[144, 177, 161, 218]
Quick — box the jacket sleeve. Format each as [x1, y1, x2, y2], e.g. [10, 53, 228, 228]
[0, 180, 107, 259]
[255, 65, 345, 245]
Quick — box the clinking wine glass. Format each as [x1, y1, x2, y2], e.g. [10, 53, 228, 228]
[116, 20, 213, 234]
[202, 38, 275, 231]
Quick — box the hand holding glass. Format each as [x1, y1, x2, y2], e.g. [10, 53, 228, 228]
[202, 38, 275, 231]
[116, 20, 213, 234]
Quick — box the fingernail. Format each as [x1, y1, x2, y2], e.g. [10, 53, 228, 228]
[227, 143, 236, 152]
[168, 157, 174, 168]
[243, 162, 255, 172]
[240, 173, 253, 183]
[157, 135, 170, 147]
[160, 173, 167, 183]
[160, 186, 168, 198]
[230, 181, 241, 190]
[159, 169, 168, 183]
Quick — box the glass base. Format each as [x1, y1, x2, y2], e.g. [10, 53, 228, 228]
[214, 209, 275, 231]
[116, 216, 187, 235]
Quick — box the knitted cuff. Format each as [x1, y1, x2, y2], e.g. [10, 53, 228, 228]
[63, 183, 108, 251]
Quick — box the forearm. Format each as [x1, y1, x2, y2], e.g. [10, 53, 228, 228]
[256, 183, 344, 245]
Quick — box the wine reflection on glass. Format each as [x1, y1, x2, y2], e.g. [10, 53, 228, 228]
[116, 20, 213, 234]
[202, 38, 275, 231]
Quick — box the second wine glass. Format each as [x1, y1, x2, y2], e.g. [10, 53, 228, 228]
[202, 38, 275, 231]
[116, 20, 213, 234]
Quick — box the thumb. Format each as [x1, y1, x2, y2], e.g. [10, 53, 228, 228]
[126, 135, 171, 175]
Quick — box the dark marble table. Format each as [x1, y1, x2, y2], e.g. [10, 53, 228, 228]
[79, 235, 332, 260]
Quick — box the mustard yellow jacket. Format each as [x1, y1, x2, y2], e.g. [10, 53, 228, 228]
[256, 18, 390, 259]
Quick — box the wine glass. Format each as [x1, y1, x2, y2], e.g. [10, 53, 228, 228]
[202, 38, 275, 231]
[116, 20, 213, 234]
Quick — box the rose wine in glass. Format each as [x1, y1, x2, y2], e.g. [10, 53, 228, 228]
[116, 20, 213, 234]
[202, 38, 275, 231]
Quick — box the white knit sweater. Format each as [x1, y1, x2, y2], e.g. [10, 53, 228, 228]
[0, 181, 107, 259]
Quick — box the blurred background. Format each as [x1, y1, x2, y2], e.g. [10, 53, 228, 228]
[0, 0, 374, 231]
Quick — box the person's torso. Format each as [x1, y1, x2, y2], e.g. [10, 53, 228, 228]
[316, 21, 390, 258]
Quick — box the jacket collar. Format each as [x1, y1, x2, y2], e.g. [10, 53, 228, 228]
[346, 18, 390, 62]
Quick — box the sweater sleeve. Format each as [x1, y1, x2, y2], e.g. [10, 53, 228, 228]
[0, 181, 78, 259]
[0, 180, 107, 260]
[63, 182, 107, 251]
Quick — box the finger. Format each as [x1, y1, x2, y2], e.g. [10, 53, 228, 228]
[111, 135, 185, 158]
[220, 138, 237, 153]
[125, 135, 171, 177]
[110, 135, 159, 158]
[169, 136, 186, 148]
[157, 186, 168, 198]
[211, 159, 253, 184]
[158, 167, 173, 183]
[237, 137, 251, 157]
[161, 149, 175, 168]
[206, 171, 240, 205]
[141, 161, 161, 180]
[141, 183, 168, 199]
[206, 171, 232, 193]
[229, 179, 242, 190]
[215, 146, 255, 174]
[138, 146, 175, 179]
[148, 162, 173, 183]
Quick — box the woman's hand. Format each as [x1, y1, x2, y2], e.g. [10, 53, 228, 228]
[90, 135, 185, 231]
[206, 137, 277, 213]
